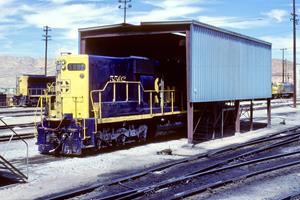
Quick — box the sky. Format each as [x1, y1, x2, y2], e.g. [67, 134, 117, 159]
[0, 0, 298, 60]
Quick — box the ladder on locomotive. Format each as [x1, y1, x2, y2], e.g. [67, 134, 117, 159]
[0, 118, 28, 183]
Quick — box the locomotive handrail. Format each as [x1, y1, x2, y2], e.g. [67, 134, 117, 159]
[90, 80, 175, 124]
[28, 88, 45, 96]
[46, 82, 56, 95]
[90, 81, 143, 123]
[35, 95, 64, 132]
[28, 84, 56, 96]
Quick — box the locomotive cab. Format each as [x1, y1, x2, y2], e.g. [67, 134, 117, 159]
[55, 55, 90, 119]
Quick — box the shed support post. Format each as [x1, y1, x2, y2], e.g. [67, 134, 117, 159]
[250, 100, 253, 131]
[267, 98, 271, 127]
[187, 102, 194, 143]
[212, 104, 217, 139]
[80, 39, 86, 54]
[235, 100, 240, 134]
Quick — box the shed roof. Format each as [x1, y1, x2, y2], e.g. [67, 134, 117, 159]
[79, 20, 271, 46]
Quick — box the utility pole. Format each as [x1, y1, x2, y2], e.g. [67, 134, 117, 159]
[280, 48, 287, 83]
[118, 0, 132, 24]
[42, 26, 51, 76]
[291, 0, 298, 107]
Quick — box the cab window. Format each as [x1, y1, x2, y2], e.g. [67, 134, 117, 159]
[67, 63, 85, 71]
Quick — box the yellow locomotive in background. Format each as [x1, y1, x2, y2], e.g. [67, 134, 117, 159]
[14, 74, 55, 106]
[272, 82, 293, 98]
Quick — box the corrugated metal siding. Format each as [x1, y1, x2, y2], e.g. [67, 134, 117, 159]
[190, 24, 272, 102]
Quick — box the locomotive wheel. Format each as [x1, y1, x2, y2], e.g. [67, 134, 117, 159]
[117, 134, 126, 145]
[139, 132, 146, 143]
[96, 139, 102, 150]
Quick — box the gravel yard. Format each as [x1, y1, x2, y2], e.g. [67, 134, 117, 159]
[0, 104, 300, 199]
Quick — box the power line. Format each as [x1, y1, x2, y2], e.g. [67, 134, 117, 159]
[118, 0, 131, 24]
[42, 26, 51, 76]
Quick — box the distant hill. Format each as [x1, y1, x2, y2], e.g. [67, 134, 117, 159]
[0, 55, 293, 89]
[0, 55, 55, 88]
[272, 58, 293, 83]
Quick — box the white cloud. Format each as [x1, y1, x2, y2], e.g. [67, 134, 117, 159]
[263, 9, 288, 22]
[198, 8, 288, 30]
[0, 0, 15, 6]
[24, 4, 118, 28]
[23, 3, 120, 39]
[130, 6, 201, 23]
[198, 16, 269, 29]
[144, 0, 203, 8]
[54, 45, 78, 57]
[22, 0, 204, 40]
[130, 0, 203, 23]
[50, 0, 73, 4]
[260, 35, 292, 49]
[258, 35, 300, 61]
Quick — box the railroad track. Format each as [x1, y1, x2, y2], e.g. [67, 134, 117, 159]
[280, 191, 300, 200]
[2, 113, 38, 117]
[0, 122, 35, 130]
[93, 134, 300, 200]
[38, 126, 300, 200]
[0, 109, 40, 114]
[0, 111, 43, 118]
[0, 133, 35, 142]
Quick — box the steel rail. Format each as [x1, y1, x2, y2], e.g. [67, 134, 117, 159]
[280, 191, 300, 200]
[189, 134, 300, 176]
[97, 134, 300, 200]
[0, 122, 34, 130]
[172, 159, 300, 199]
[0, 133, 35, 142]
[208, 128, 300, 157]
[39, 127, 300, 200]
[3, 113, 37, 117]
[106, 145, 300, 200]
[0, 109, 43, 114]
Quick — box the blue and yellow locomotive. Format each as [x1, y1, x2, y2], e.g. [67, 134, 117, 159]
[37, 54, 185, 155]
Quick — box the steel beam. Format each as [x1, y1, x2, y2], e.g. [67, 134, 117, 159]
[186, 29, 193, 143]
[235, 100, 240, 134]
[80, 39, 86, 54]
[187, 102, 194, 143]
[250, 100, 253, 131]
[267, 98, 271, 127]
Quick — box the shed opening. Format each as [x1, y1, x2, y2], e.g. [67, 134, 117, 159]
[82, 32, 188, 110]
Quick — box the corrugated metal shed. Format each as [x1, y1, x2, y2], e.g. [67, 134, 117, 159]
[190, 23, 271, 102]
[79, 20, 272, 103]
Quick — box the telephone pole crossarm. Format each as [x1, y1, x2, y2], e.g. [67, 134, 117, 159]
[118, 0, 132, 24]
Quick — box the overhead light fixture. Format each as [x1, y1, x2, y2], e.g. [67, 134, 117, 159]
[172, 32, 186, 37]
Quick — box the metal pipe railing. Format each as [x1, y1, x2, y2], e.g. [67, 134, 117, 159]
[0, 117, 29, 180]
[90, 80, 176, 121]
